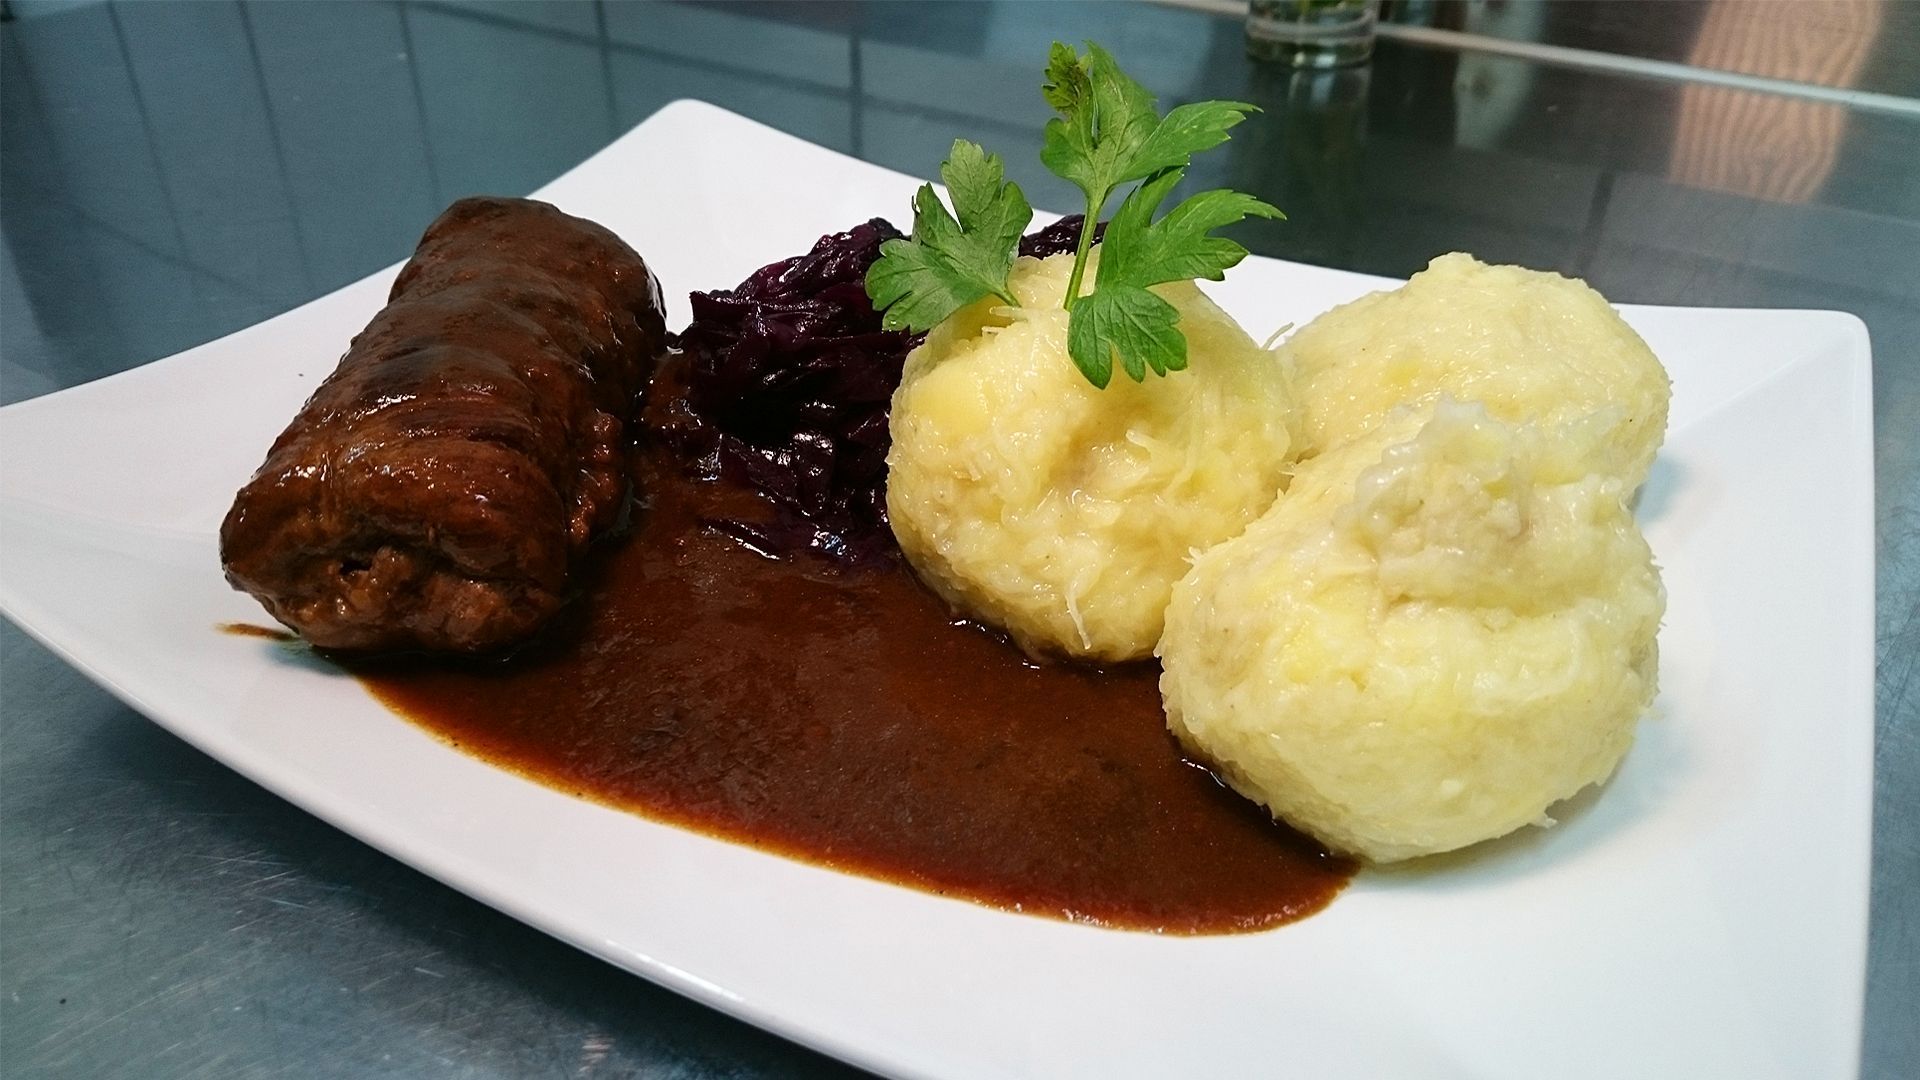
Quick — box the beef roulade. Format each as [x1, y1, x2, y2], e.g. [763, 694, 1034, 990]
[220, 197, 667, 652]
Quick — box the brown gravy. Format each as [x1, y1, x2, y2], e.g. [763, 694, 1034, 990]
[219, 622, 296, 641]
[349, 455, 1353, 934]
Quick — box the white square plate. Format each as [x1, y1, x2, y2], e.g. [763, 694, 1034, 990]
[0, 101, 1875, 1079]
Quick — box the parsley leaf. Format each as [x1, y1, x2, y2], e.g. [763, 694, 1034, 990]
[1039, 43, 1261, 313]
[1039, 44, 1278, 388]
[1098, 168, 1283, 289]
[1065, 170, 1281, 387]
[1038, 43, 1160, 208]
[865, 139, 1033, 332]
[1067, 285, 1184, 389]
[1128, 100, 1262, 181]
[1041, 41, 1090, 114]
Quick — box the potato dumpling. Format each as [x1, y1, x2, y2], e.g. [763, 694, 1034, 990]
[1158, 401, 1664, 862]
[1281, 253, 1670, 486]
[886, 251, 1295, 661]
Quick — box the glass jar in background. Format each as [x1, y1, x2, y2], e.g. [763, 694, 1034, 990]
[1246, 0, 1382, 68]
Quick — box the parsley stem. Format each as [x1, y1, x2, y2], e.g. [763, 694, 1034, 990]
[1061, 194, 1103, 311]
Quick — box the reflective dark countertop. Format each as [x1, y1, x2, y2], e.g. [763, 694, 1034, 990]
[2, 2, 1915, 1077]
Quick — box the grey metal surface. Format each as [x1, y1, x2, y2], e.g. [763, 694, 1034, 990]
[1, 2, 1914, 1077]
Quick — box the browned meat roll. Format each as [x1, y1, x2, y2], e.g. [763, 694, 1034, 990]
[220, 196, 668, 653]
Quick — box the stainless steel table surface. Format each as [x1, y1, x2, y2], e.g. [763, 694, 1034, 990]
[2, 2, 1914, 1077]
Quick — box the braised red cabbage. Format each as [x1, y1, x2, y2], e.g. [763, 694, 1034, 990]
[1018, 214, 1096, 259]
[668, 215, 1094, 563]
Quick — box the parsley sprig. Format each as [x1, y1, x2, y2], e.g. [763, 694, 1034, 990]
[866, 41, 1281, 389]
[866, 140, 1032, 333]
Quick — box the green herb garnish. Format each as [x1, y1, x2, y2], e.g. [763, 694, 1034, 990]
[866, 41, 1281, 389]
[866, 139, 1032, 333]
